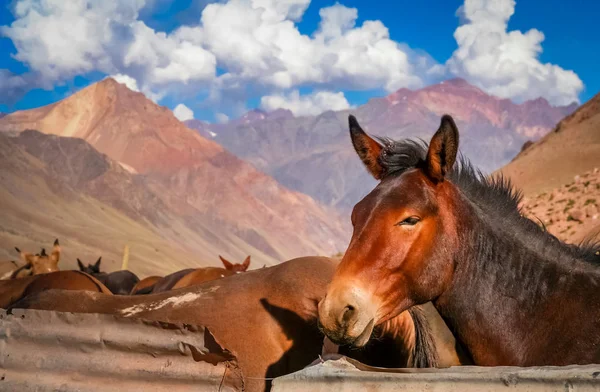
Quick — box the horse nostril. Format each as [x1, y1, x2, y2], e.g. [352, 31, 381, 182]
[341, 304, 356, 325]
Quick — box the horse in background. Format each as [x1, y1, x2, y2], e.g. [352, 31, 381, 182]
[219, 255, 251, 272]
[129, 275, 162, 295]
[0, 270, 111, 308]
[134, 254, 252, 294]
[77, 257, 140, 295]
[8, 239, 61, 278]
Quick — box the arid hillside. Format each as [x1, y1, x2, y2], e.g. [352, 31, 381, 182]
[0, 79, 349, 269]
[520, 169, 600, 243]
[498, 92, 600, 243]
[0, 131, 228, 276]
[499, 92, 600, 195]
[189, 78, 576, 212]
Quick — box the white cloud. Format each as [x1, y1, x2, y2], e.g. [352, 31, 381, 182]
[261, 90, 351, 116]
[2, 0, 217, 94]
[215, 112, 230, 123]
[173, 103, 195, 121]
[200, 1, 430, 93]
[446, 0, 583, 105]
[1, 0, 584, 114]
[111, 74, 140, 92]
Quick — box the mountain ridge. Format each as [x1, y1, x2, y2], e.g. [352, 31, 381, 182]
[0, 78, 349, 263]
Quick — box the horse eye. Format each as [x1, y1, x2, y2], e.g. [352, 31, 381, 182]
[397, 216, 420, 226]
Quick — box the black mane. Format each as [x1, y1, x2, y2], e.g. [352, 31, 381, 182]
[375, 137, 600, 265]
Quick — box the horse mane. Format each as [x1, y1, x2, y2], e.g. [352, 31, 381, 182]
[376, 137, 600, 266]
[407, 306, 439, 368]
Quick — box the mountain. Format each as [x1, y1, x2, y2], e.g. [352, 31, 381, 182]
[499, 92, 600, 195]
[186, 78, 576, 212]
[497, 91, 600, 244]
[0, 78, 348, 265]
[518, 167, 599, 244]
[0, 130, 221, 276]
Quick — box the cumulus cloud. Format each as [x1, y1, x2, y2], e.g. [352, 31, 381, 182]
[447, 0, 583, 105]
[261, 90, 351, 116]
[1, 0, 585, 116]
[111, 74, 140, 92]
[173, 103, 195, 121]
[201, 1, 430, 93]
[2, 0, 217, 93]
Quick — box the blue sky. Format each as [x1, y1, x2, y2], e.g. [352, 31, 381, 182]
[1, 0, 598, 122]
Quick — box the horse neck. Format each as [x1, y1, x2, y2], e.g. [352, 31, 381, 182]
[434, 203, 600, 366]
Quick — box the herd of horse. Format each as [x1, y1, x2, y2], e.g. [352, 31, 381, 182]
[1, 113, 600, 391]
[0, 241, 253, 305]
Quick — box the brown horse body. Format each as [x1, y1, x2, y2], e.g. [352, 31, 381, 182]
[130, 275, 162, 294]
[319, 114, 600, 366]
[77, 257, 140, 295]
[138, 255, 251, 294]
[171, 267, 235, 289]
[0, 270, 111, 308]
[10, 257, 442, 392]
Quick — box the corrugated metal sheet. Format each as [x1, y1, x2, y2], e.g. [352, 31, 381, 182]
[272, 357, 600, 392]
[0, 309, 243, 391]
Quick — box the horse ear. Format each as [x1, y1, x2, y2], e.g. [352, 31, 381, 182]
[219, 255, 233, 270]
[77, 259, 84, 270]
[349, 115, 385, 180]
[50, 240, 61, 263]
[425, 115, 459, 183]
[242, 256, 251, 271]
[40, 248, 47, 257]
[94, 257, 102, 269]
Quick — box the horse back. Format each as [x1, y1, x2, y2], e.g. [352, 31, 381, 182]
[150, 268, 195, 293]
[99, 270, 140, 295]
[171, 267, 234, 290]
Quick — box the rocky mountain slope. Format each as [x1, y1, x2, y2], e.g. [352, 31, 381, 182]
[500, 92, 600, 195]
[498, 91, 600, 243]
[0, 79, 349, 266]
[519, 169, 600, 244]
[188, 78, 576, 212]
[0, 130, 223, 276]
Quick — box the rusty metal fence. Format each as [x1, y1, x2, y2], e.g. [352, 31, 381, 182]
[273, 356, 600, 392]
[0, 309, 242, 391]
[2, 309, 600, 391]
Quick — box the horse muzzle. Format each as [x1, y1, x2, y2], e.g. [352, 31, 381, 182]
[317, 283, 377, 347]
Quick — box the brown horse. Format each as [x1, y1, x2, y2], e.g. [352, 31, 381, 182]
[136, 255, 251, 294]
[12, 239, 61, 277]
[0, 270, 111, 308]
[77, 257, 140, 295]
[130, 275, 162, 294]
[319, 114, 600, 366]
[219, 255, 251, 272]
[10, 256, 441, 392]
